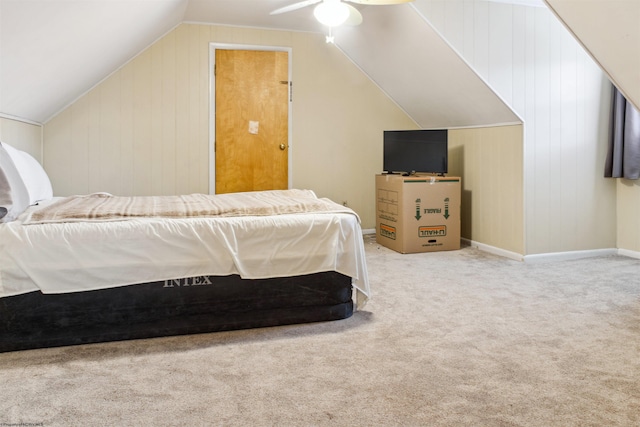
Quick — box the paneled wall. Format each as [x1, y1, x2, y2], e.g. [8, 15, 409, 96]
[541, 0, 640, 256]
[416, 0, 617, 254]
[448, 124, 524, 255]
[617, 180, 640, 254]
[0, 116, 42, 162]
[44, 24, 417, 228]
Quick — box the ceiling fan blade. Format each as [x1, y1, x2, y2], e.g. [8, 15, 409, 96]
[270, 0, 322, 15]
[346, 0, 414, 5]
[344, 4, 363, 26]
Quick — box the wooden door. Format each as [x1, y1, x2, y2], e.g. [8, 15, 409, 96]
[215, 49, 289, 194]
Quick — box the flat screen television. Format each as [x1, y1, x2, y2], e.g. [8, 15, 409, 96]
[383, 129, 448, 175]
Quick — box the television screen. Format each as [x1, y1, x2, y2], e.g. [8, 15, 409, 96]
[383, 129, 448, 175]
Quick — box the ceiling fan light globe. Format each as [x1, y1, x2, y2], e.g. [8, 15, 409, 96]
[313, 1, 350, 27]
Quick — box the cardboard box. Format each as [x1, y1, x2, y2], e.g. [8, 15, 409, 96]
[376, 174, 461, 254]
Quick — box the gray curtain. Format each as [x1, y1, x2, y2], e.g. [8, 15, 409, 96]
[605, 85, 640, 179]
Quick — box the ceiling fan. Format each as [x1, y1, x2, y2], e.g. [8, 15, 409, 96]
[270, 0, 414, 28]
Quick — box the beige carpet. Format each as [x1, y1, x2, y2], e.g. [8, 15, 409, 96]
[1, 236, 639, 426]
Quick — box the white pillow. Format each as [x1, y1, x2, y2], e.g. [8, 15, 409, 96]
[0, 142, 31, 222]
[1, 142, 53, 205]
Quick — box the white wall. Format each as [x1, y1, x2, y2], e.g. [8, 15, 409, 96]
[542, 0, 640, 256]
[0, 116, 42, 162]
[415, 0, 616, 255]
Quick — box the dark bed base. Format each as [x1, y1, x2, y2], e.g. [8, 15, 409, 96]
[0, 271, 353, 353]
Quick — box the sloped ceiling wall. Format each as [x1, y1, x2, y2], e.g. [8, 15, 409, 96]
[2, 0, 635, 125]
[334, 4, 521, 128]
[0, 0, 517, 128]
[545, 0, 640, 110]
[0, 0, 188, 123]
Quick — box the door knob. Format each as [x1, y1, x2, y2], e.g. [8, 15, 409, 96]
[279, 144, 286, 150]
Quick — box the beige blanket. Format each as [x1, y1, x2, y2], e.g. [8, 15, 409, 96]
[24, 189, 356, 224]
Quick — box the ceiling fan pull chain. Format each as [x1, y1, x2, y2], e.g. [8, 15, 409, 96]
[326, 26, 336, 44]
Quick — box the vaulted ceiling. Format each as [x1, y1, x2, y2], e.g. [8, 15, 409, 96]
[0, 0, 521, 127]
[0, 0, 637, 125]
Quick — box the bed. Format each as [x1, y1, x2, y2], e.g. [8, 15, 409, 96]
[0, 142, 369, 353]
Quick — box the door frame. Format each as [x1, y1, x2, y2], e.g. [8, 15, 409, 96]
[208, 43, 293, 194]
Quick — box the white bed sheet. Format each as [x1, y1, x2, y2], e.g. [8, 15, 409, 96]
[0, 198, 369, 309]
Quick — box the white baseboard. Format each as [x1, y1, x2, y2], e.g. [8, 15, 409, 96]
[361, 228, 376, 235]
[618, 248, 640, 260]
[461, 238, 524, 261]
[379, 235, 633, 262]
[462, 238, 626, 263]
[523, 248, 618, 263]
